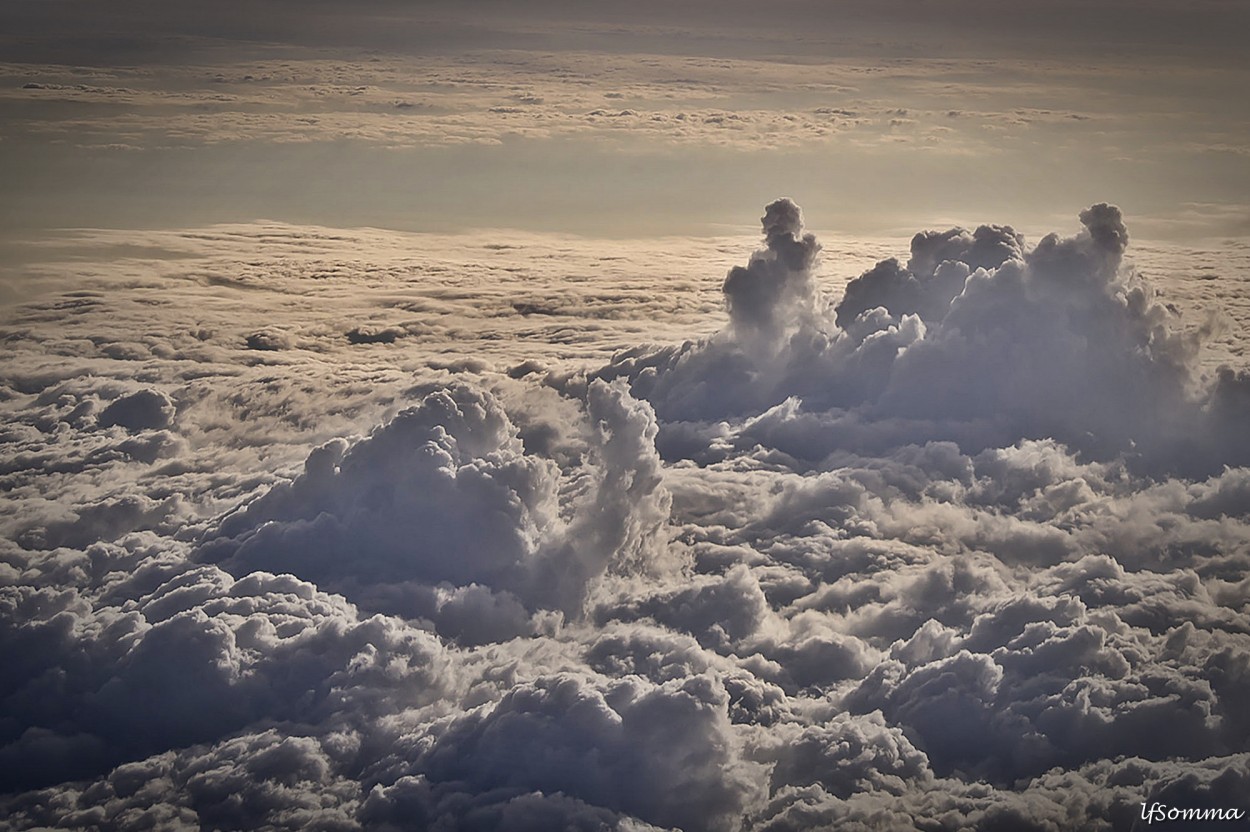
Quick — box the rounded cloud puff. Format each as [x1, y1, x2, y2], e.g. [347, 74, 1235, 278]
[200, 379, 675, 624]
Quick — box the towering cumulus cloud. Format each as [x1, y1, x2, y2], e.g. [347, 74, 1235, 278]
[609, 199, 1246, 474]
[3, 202, 1250, 830]
[200, 378, 675, 630]
[723, 198, 823, 352]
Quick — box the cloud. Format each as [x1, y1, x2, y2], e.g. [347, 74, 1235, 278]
[0, 52, 1110, 153]
[96, 389, 176, 432]
[2, 204, 1250, 829]
[394, 673, 764, 832]
[0, 558, 455, 792]
[200, 378, 675, 622]
[723, 198, 823, 351]
[607, 198, 1248, 475]
[752, 753, 1250, 832]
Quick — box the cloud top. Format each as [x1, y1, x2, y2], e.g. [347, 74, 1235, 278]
[609, 199, 1242, 475]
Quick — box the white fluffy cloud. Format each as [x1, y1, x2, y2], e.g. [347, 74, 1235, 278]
[609, 199, 1247, 475]
[202, 377, 674, 624]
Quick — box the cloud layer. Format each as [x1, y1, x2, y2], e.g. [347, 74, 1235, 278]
[2, 204, 1250, 829]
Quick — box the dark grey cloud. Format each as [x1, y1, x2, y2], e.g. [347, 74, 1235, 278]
[96, 389, 175, 432]
[401, 673, 763, 832]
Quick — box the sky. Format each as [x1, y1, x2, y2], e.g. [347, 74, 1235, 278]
[3, 3, 1250, 831]
[2, 0, 1250, 238]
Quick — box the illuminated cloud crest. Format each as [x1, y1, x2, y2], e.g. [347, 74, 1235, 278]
[609, 199, 1243, 475]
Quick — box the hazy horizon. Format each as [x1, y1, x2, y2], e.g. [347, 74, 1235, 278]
[3, 0, 1249, 239]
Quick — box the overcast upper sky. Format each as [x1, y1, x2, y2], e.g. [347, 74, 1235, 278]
[2, 0, 1249, 238]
